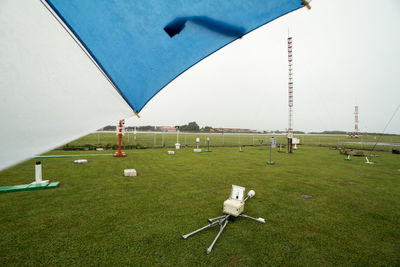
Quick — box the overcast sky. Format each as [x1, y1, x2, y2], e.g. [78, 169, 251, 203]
[125, 0, 400, 134]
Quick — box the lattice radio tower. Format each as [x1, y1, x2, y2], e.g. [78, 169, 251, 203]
[354, 105, 359, 137]
[287, 35, 294, 152]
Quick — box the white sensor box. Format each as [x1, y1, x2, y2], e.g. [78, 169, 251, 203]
[223, 199, 244, 217]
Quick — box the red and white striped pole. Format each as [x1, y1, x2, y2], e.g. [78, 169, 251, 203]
[287, 35, 294, 153]
[114, 120, 127, 157]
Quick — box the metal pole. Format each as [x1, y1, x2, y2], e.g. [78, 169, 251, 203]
[162, 133, 164, 147]
[181, 220, 220, 240]
[361, 135, 363, 150]
[98, 133, 100, 144]
[269, 143, 272, 162]
[118, 121, 122, 154]
[206, 216, 229, 254]
[207, 215, 226, 222]
[154, 132, 156, 147]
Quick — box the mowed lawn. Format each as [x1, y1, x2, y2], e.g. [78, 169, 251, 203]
[0, 146, 399, 266]
[67, 132, 400, 152]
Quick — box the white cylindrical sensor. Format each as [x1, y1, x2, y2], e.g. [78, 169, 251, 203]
[247, 190, 255, 198]
[35, 161, 42, 183]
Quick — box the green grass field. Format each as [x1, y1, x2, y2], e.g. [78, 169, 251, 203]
[1, 146, 399, 265]
[67, 132, 400, 152]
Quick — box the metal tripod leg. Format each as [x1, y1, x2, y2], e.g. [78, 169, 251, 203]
[239, 214, 266, 223]
[206, 215, 229, 254]
[207, 215, 226, 223]
[181, 219, 221, 239]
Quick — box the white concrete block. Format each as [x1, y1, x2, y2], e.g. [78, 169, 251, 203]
[74, 159, 88, 164]
[167, 151, 175, 155]
[124, 169, 137, 176]
[193, 148, 202, 153]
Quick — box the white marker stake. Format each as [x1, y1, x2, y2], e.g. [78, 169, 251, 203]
[35, 161, 42, 183]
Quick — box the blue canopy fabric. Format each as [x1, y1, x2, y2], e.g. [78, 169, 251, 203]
[46, 0, 304, 113]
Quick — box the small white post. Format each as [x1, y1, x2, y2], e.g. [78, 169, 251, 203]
[175, 128, 181, 150]
[35, 161, 42, 183]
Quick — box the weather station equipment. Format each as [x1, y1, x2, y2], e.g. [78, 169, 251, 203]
[175, 126, 181, 149]
[205, 137, 212, 152]
[267, 137, 276, 165]
[181, 185, 265, 254]
[114, 120, 127, 157]
[194, 137, 202, 152]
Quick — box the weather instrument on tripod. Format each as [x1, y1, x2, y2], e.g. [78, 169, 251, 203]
[267, 137, 276, 165]
[181, 185, 265, 254]
[205, 136, 212, 152]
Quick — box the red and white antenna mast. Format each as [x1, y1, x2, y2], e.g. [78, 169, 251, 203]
[354, 106, 359, 137]
[287, 34, 294, 152]
[288, 36, 293, 133]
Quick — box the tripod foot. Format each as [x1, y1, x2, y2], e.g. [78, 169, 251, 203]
[240, 214, 266, 224]
[258, 218, 266, 224]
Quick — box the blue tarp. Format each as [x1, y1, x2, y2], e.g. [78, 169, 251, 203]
[46, 0, 304, 113]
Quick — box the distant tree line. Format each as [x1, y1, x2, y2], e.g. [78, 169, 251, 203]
[177, 121, 200, 132]
[308, 130, 347, 135]
[99, 125, 397, 136]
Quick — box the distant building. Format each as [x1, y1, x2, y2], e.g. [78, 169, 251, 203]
[161, 126, 177, 132]
[347, 132, 359, 139]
